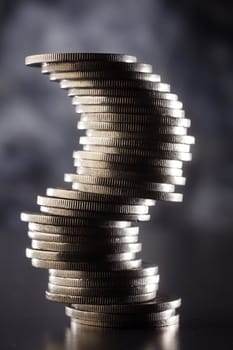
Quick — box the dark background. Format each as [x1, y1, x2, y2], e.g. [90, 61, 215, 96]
[0, 0, 233, 348]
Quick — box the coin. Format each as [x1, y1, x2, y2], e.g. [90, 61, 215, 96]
[28, 222, 139, 235]
[81, 146, 192, 161]
[79, 114, 191, 127]
[39, 206, 151, 222]
[42, 62, 152, 73]
[65, 173, 175, 192]
[48, 283, 158, 296]
[50, 71, 161, 82]
[71, 183, 183, 201]
[49, 274, 159, 288]
[28, 231, 139, 243]
[60, 79, 171, 92]
[75, 105, 185, 118]
[68, 88, 178, 100]
[31, 240, 142, 253]
[74, 151, 183, 168]
[46, 290, 156, 304]
[49, 262, 158, 278]
[70, 314, 179, 328]
[73, 296, 181, 313]
[77, 167, 186, 186]
[46, 188, 155, 206]
[25, 53, 137, 66]
[66, 306, 173, 321]
[72, 96, 182, 109]
[75, 167, 186, 186]
[76, 165, 183, 177]
[21, 213, 131, 227]
[26, 248, 136, 262]
[32, 258, 142, 270]
[37, 196, 149, 214]
[78, 122, 188, 135]
[84, 130, 194, 144]
[80, 137, 190, 152]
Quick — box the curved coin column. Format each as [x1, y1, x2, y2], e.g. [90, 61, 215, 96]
[21, 53, 194, 329]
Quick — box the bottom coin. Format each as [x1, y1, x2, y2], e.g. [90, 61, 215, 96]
[70, 314, 179, 329]
[66, 306, 175, 321]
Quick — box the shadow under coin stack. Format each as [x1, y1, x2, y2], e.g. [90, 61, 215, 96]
[21, 53, 195, 329]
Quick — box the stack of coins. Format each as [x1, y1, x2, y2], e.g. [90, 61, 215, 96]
[21, 53, 194, 328]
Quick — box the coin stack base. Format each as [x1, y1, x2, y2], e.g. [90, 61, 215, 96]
[21, 53, 194, 329]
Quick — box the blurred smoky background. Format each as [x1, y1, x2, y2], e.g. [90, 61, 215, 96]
[0, 0, 232, 334]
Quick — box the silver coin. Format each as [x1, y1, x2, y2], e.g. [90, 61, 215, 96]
[73, 158, 181, 172]
[79, 114, 191, 127]
[73, 296, 181, 313]
[81, 146, 192, 161]
[25, 53, 137, 66]
[80, 137, 191, 152]
[68, 88, 178, 100]
[75, 105, 185, 118]
[49, 262, 157, 278]
[77, 167, 186, 186]
[65, 173, 175, 192]
[66, 306, 174, 321]
[71, 183, 183, 201]
[39, 206, 151, 222]
[70, 314, 179, 328]
[31, 240, 142, 253]
[74, 164, 186, 186]
[37, 196, 149, 214]
[41, 61, 152, 73]
[46, 290, 156, 304]
[28, 231, 139, 243]
[26, 248, 136, 262]
[75, 168, 186, 186]
[74, 151, 183, 168]
[76, 165, 183, 177]
[28, 222, 139, 235]
[60, 79, 171, 92]
[50, 71, 161, 82]
[72, 96, 182, 109]
[49, 274, 159, 288]
[31, 258, 142, 270]
[48, 282, 158, 296]
[84, 130, 194, 144]
[21, 212, 131, 227]
[46, 188, 155, 206]
[78, 123, 188, 135]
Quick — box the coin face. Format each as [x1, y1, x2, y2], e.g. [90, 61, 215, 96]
[22, 52, 195, 329]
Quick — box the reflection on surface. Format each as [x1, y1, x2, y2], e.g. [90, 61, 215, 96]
[45, 324, 179, 350]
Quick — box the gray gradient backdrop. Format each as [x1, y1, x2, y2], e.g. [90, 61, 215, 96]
[0, 0, 232, 333]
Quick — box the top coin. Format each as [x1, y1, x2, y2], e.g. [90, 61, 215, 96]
[25, 53, 137, 66]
